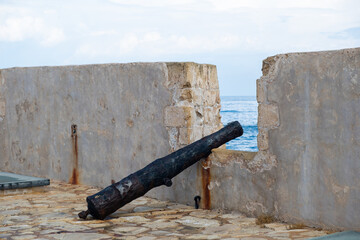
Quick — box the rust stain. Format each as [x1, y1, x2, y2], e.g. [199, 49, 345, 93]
[70, 124, 79, 185]
[201, 157, 211, 210]
[71, 168, 78, 185]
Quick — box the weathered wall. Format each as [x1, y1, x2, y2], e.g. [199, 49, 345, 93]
[257, 48, 360, 230]
[151, 62, 223, 206]
[0, 64, 171, 187]
[0, 62, 222, 206]
[206, 149, 277, 215]
[202, 48, 360, 231]
[2, 48, 358, 231]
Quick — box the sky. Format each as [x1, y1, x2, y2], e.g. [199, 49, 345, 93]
[0, 0, 359, 96]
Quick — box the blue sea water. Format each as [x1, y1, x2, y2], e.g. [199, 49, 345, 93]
[220, 96, 258, 152]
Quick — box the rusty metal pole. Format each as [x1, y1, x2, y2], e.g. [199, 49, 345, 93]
[79, 121, 243, 220]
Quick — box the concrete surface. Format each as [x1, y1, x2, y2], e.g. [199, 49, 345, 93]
[256, 48, 360, 231]
[0, 180, 330, 239]
[0, 172, 49, 190]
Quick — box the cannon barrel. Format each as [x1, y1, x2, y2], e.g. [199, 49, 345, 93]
[79, 121, 243, 220]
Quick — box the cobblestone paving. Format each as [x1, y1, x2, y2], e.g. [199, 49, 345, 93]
[1, 181, 330, 239]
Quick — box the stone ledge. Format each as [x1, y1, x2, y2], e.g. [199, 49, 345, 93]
[208, 149, 257, 166]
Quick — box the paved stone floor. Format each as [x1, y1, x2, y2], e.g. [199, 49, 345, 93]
[0, 181, 331, 240]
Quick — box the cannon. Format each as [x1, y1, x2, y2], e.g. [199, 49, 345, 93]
[78, 121, 243, 220]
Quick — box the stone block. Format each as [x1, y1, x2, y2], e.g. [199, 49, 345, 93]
[203, 124, 221, 136]
[166, 63, 193, 89]
[203, 125, 213, 136]
[190, 64, 217, 90]
[257, 79, 266, 103]
[208, 148, 257, 166]
[258, 104, 279, 129]
[191, 126, 203, 142]
[262, 56, 276, 76]
[203, 107, 212, 125]
[187, 63, 202, 89]
[204, 106, 221, 125]
[167, 127, 179, 151]
[208, 65, 219, 89]
[194, 64, 206, 89]
[179, 88, 193, 102]
[179, 127, 190, 145]
[179, 127, 203, 145]
[194, 106, 204, 127]
[164, 106, 190, 127]
[204, 90, 220, 106]
[183, 106, 196, 127]
[192, 88, 203, 106]
[257, 128, 269, 150]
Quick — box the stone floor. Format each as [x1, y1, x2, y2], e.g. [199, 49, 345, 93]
[0, 181, 331, 240]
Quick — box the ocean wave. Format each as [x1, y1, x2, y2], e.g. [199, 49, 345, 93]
[220, 97, 258, 151]
[220, 110, 241, 113]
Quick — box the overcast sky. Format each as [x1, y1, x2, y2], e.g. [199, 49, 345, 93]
[0, 0, 359, 96]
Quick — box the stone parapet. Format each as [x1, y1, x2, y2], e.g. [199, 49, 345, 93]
[207, 48, 360, 232]
[0, 62, 223, 210]
[253, 48, 360, 231]
[164, 63, 222, 151]
[206, 149, 276, 216]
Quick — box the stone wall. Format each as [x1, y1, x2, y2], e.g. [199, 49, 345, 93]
[255, 48, 360, 231]
[164, 63, 222, 151]
[2, 48, 359, 231]
[0, 62, 222, 206]
[150, 63, 223, 205]
[200, 48, 360, 232]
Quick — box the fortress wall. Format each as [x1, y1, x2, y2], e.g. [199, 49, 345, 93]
[257, 48, 360, 230]
[0, 62, 222, 206]
[205, 48, 360, 231]
[2, 48, 358, 231]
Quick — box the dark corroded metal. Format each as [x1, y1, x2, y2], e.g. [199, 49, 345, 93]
[70, 124, 79, 185]
[194, 196, 201, 209]
[79, 121, 243, 220]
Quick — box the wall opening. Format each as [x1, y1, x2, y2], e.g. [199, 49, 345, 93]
[220, 96, 258, 152]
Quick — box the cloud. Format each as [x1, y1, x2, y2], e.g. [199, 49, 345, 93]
[0, 8, 65, 46]
[0, 0, 359, 96]
[108, 0, 349, 12]
[168, 34, 240, 52]
[40, 27, 65, 46]
[1, 1, 360, 70]
[329, 27, 360, 40]
[108, 0, 198, 8]
[2, 0, 358, 53]
[73, 30, 242, 60]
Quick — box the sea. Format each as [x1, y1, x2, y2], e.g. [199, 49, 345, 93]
[220, 96, 258, 152]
